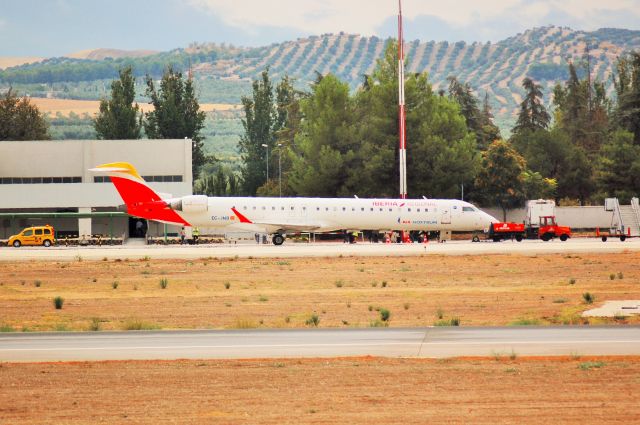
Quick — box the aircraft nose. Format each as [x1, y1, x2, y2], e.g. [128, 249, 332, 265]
[481, 211, 498, 229]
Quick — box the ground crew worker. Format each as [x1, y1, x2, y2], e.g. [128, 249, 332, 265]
[192, 227, 200, 245]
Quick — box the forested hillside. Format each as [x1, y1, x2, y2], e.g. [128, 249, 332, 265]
[2, 26, 639, 131]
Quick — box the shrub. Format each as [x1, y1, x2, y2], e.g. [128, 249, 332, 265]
[617, 272, 624, 279]
[579, 361, 606, 371]
[379, 308, 391, 322]
[369, 319, 388, 327]
[381, 281, 388, 288]
[553, 298, 568, 303]
[436, 307, 444, 319]
[159, 278, 168, 289]
[34, 280, 42, 287]
[0, 324, 15, 332]
[569, 278, 576, 285]
[112, 281, 119, 289]
[89, 317, 102, 331]
[122, 319, 159, 330]
[259, 295, 268, 302]
[335, 280, 344, 288]
[582, 292, 595, 304]
[509, 317, 541, 326]
[609, 273, 616, 280]
[403, 303, 410, 310]
[234, 317, 258, 329]
[53, 296, 64, 309]
[449, 317, 460, 326]
[224, 282, 231, 289]
[305, 314, 320, 327]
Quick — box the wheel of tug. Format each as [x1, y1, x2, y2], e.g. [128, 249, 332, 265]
[272, 234, 285, 246]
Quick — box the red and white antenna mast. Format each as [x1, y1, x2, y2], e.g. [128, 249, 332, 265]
[398, 0, 407, 199]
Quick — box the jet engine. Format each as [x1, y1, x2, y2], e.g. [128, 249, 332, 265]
[169, 195, 209, 212]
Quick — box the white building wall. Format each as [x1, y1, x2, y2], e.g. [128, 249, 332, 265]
[0, 139, 193, 238]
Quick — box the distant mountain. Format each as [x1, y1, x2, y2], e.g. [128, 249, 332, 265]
[65, 48, 159, 60]
[2, 26, 640, 131]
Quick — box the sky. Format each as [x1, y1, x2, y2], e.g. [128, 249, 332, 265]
[1, 0, 639, 57]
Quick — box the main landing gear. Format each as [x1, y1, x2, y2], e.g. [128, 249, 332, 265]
[272, 233, 285, 246]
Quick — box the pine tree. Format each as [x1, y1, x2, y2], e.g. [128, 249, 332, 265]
[144, 66, 208, 180]
[93, 66, 142, 140]
[239, 68, 277, 195]
[613, 52, 640, 144]
[512, 77, 550, 134]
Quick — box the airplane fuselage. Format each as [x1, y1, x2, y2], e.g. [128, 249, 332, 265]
[167, 195, 495, 235]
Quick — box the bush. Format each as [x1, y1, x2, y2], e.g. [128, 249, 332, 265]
[159, 278, 168, 289]
[53, 296, 64, 309]
[234, 317, 258, 329]
[379, 308, 391, 322]
[582, 292, 595, 304]
[579, 361, 606, 371]
[569, 278, 576, 285]
[112, 281, 118, 289]
[335, 280, 344, 288]
[34, 280, 42, 287]
[305, 314, 320, 327]
[89, 317, 102, 331]
[122, 319, 159, 330]
[224, 282, 231, 289]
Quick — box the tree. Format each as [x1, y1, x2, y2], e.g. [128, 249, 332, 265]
[288, 74, 356, 196]
[447, 78, 500, 151]
[0, 89, 50, 140]
[597, 130, 640, 202]
[522, 170, 557, 200]
[478, 93, 501, 150]
[238, 68, 278, 195]
[512, 77, 550, 135]
[349, 42, 479, 198]
[613, 52, 640, 144]
[475, 140, 526, 221]
[144, 66, 208, 180]
[93, 66, 142, 140]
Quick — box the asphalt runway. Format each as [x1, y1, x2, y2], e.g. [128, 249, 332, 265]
[1, 237, 639, 261]
[1, 326, 639, 362]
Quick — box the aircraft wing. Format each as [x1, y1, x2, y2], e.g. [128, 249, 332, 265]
[230, 207, 324, 233]
[252, 221, 323, 233]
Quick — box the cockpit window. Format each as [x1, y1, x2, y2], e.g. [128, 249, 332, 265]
[462, 206, 476, 212]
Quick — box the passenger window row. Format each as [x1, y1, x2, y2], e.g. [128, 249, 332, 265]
[239, 205, 434, 213]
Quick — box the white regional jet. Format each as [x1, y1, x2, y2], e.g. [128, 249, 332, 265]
[91, 162, 497, 245]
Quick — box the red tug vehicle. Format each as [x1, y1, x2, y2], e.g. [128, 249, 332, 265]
[487, 200, 572, 242]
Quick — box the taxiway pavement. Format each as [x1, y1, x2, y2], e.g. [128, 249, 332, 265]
[1, 238, 639, 261]
[1, 326, 639, 362]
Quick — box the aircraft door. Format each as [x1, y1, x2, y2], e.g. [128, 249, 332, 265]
[441, 206, 452, 224]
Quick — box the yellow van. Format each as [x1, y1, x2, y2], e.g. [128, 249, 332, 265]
[8, 225, 55, 247]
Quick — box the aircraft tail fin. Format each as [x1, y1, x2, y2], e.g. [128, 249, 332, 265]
[90, 162, 189, 225]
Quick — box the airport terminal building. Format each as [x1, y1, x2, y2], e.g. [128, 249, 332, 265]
[0, 139, 193, 241]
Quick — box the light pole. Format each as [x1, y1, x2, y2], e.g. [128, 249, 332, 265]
[277, 143, 283, 197]
[261, 143, 269, 182]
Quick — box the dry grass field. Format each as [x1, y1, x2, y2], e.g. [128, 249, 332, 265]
[1, 356, 639, 424]
[1, 253, 639, 331]
[29, 97, 241, 117]
[0, 56, 43, 69]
